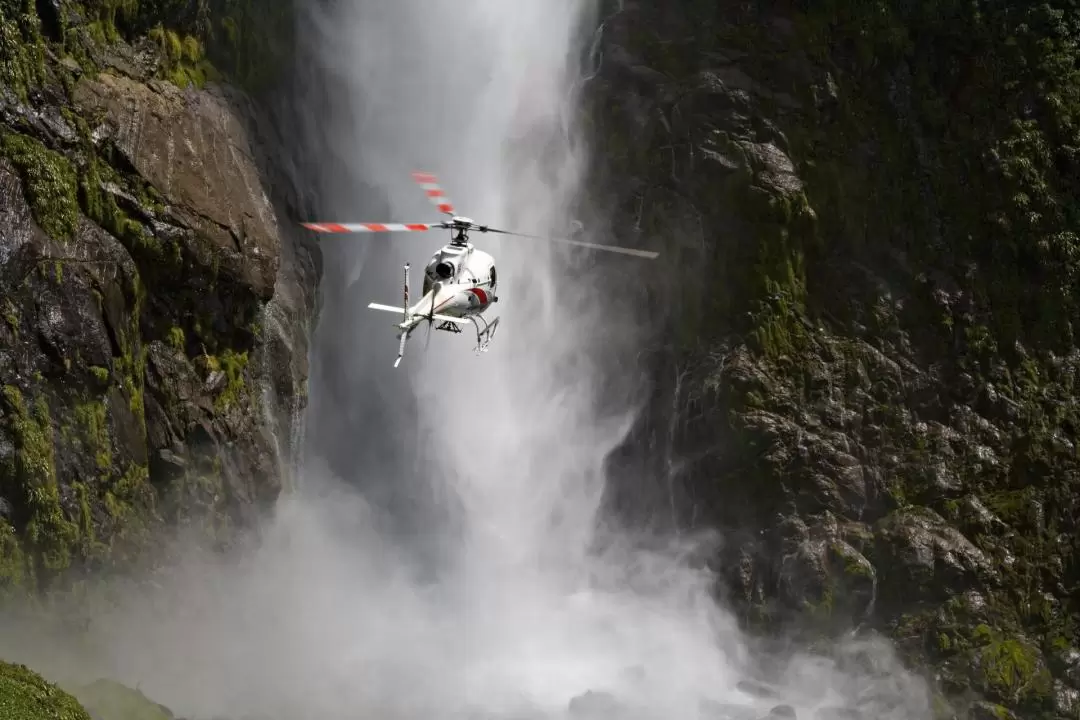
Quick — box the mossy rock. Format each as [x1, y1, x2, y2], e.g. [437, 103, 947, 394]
[0, 660, 92, 720]
[0, 132, 80, 243]
[70, 678, 174, 720]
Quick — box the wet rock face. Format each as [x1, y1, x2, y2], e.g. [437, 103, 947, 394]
[590, 0, 1080, 717]
[71, 72, 281, 298]
[0, 5, 317, 586]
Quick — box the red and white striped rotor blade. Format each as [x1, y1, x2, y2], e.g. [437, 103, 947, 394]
[411, 171, 455, 216]
[301, 222, 441, 233]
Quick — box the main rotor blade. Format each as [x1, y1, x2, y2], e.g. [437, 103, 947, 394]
[480, 227, 659, 259]
[411, 171, 456, 216]
[300, 222, 446, 233]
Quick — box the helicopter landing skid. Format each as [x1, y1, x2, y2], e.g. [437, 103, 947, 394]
[468, 314, 500, 354]
[434, 315, 499, 353]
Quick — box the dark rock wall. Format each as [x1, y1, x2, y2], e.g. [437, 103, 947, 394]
[587, 1, 1080, 718]
[0, 0, 319, 592]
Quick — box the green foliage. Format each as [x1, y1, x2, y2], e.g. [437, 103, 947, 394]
[84, 0, 140, 42]
[793, 0, 1080, 357]
[0, 660, 92, 720]
[166, 326, 185, 351]
[78, 0, 292, 95]
[147, 22, 219, 89]
[72, 481, 106, 561]
[89, 266, 149, 449]
[78, 154, 156, 254]
[101, 463, 157, 566]
[752, 3, 1080, 712]
[204, 347, 248, 410]
[969, 624, 1054, 709]
[73, 400, 111, 472]
[0, 0, 46, 100]
[0, 0, 286, 600]
[205, 0, 294, 95]
[1, 133, 80, 243]
[0, 519, 27, 593]
[0, 387, 80, 581]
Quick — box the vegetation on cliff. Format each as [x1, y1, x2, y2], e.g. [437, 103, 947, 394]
[0, 0, 304, 603]
[591, 1, 1080, 718]
[0, 659, 180, 720]
[0, 660, 91, 720]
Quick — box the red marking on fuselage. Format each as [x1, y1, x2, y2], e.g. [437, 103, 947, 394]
[468, 287, 489, 305]
[422, 287, 490, 319]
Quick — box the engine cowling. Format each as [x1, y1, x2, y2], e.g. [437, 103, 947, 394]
[435, 260, 456, 279]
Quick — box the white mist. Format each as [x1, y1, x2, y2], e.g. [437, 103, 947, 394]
[291, 1, 934, 720]
[0, 2, 936, 720]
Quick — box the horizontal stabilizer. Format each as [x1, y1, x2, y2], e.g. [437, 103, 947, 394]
[367, 302, 465, 326]
[368, 302, 407, 314]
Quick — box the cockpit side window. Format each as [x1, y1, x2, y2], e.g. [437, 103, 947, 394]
[489, 265, 497, 287]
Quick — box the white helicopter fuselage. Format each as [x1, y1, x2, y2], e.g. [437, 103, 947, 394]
[306, 171, 658, 367]
[365, 232, 504, 367]
[413, 240, 497, 320]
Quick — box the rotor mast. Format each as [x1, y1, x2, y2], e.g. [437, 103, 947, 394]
[448, 216, 473, 247]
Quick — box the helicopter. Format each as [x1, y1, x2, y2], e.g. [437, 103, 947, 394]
[300, 171, 659, 368]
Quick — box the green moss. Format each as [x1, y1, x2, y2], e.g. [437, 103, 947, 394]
[0, 0, 46, 101]
[78, 155, 156, 253]
[206, 0, 295, 95]
[1, 133, 80, 243]
[971, 625, 1053, 707]
[71, 482, 106, 562]
[3, 300, 18, 339]
[1, 386, 79, 579]
[89, 366, 109, 384]
[81, 0, 139, 43]
[103, 463, 155, 563]
[106, 463, 148, 516]
[831, 543, 872, 579]
[791, 1, 1080, 357]
[147, 23, 219, 89]
[206, 348, 249, 410]
[166, 326, 185, 351]
[106, 272, 147, 444]
[0, 660, 93, 720]
[73, 400, 111, 472]
[0, 519, 27, 593]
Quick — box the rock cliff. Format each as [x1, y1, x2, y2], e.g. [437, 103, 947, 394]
[589, 2, 1079, 718]
[0, 0, 318, 592]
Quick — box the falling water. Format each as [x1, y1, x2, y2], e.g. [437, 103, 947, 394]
[0, 2, 936, 719]
[290, 1, 934, 719]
